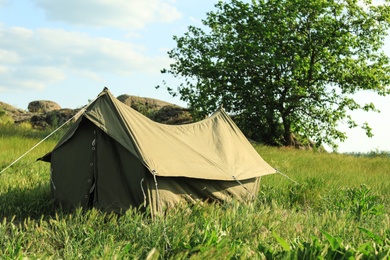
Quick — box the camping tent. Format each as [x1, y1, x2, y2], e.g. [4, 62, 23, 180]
[39, 88, 275, 215]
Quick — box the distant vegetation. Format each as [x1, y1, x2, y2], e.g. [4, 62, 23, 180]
[0, 123, 389, 258]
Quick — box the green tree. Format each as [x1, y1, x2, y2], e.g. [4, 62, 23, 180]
[160, 0, 390, 148]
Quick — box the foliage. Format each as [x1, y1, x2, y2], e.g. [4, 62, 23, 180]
[335, 184, 385, 220]
[0, 109, 13, 125]
[348, 149, 390, 158]
[0, 126, 389, 258]
[160, 0, 390, 148]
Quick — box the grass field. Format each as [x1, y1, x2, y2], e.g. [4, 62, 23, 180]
[0, 123, 389, 259]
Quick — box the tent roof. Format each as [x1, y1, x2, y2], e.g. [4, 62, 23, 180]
[45, 88, 275, 181]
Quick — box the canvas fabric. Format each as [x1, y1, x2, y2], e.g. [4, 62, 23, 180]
[41, 88, 275, 214]
[48, 119, 149, 212]
[146, 176, 261, 215]
[83, 89, 275, 181]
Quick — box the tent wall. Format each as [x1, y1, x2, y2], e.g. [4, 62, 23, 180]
[147, 176, 261, 214]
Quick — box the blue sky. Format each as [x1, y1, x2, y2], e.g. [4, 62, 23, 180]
[0, 0, 389, 153]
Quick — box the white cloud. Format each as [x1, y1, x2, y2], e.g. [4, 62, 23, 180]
[0, 65, 9, 73]
[0, 67, 66, 91]
[0, 49, 20, 63]
[31, 28, 170, 74]
[124, 31, 143, 39]
[0, 0, 8, 8]
[73, 70, 104, 82]
[33, 0, 182, 29]
[0, 24, 171, 92]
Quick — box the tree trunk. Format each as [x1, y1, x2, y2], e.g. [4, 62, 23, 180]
[282, 119, 294, 146]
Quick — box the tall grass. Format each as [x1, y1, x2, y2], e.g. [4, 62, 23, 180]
[0, 124, 389, 258]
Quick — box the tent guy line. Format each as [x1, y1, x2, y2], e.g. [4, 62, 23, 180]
[0, 109, 83, 176]
[275, 169, 300, 185]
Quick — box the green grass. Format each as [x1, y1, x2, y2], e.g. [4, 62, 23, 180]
[0, 124, 389, 259]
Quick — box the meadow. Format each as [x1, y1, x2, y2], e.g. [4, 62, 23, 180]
[0, 123, 389, 259]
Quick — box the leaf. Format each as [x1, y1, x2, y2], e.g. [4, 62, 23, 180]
[273, 232, 291, 251]
[358, 227, 384, 245]
[320, 230, 343, 251]
[357, 242, 375, 256]
[146, 248, 160, 260]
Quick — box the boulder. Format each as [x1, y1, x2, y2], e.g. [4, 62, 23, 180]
[150, 105, 192, 125]
[117, 94, 192, 125]
[30, 109, 78, 129]
[28, 100, 61, 113]
[117, 95, 172, 112]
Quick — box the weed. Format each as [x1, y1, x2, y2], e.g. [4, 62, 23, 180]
[332, 184, 385, 220]
[288, 177, 326, 210]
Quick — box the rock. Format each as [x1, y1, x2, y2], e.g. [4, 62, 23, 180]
[28, 100, 61, 113]
[117, 95, 172, 112]
[0, 101, 30, 123]
[30, 109, 78, 129]
[2, 94, 192, 129]
[117, 95, 192, 125]
[151, 105, 192, 125]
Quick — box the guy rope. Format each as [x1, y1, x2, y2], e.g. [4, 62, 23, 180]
[0, 94, 100, 176]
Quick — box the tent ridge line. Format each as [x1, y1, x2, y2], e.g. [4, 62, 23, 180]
[107, 90, 147, 164]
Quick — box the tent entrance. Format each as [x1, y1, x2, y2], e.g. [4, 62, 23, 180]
[50, 118, 97, 210]
[50, 118, 149, 212]
[93, 124, 149, 213]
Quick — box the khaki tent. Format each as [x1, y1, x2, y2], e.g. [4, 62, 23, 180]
[40, 88, 275, 215]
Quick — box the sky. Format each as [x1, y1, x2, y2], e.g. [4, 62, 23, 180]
[0, 0, 389, 153]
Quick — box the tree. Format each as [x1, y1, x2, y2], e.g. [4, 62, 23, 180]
[160, 0, 390, 149]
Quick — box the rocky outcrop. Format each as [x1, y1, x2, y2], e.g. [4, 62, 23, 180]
[150, 105, 192, 125]
[116, 95, 192, 125]
[0, 101, 31, 123]
[1, 94, 193, 129]
[116, 94, 172, 115]
[30, 109, 79, 129]
[28, 100, 61, 113]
